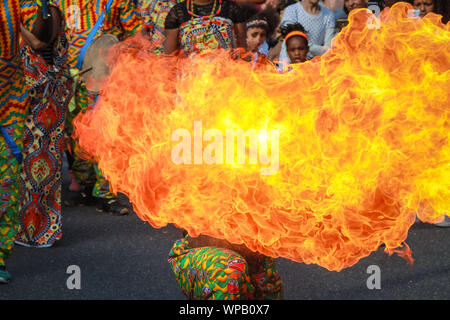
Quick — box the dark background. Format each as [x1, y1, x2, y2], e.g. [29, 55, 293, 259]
[435, 0, 449, 23]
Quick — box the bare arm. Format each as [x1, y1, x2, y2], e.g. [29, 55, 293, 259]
[268, 39, 282, 61]
[21, 6, 61, 52]
[164, 28, 180, 54]
[233, 22, 246, 50]
[20, 24, 47, 51]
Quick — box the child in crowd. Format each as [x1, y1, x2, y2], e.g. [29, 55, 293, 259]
[246, 6, 280, 62]
[279, 0, 335, 61]
[280, 22, 310, 65]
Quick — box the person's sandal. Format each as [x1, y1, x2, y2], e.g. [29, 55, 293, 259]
[435, 215, 450, 227]
[64, 184, 98, 207]
[0, 266, 11, 284]
[101, 198, 130, 216]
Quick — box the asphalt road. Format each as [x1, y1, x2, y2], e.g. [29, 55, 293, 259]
[1, 164, 449, 300]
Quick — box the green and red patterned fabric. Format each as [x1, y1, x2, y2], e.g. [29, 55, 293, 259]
[0, 0, 29, 126]
[168, 235, 284, 300]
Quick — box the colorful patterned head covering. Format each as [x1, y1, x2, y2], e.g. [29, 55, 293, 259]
[246, 18, 269, 30]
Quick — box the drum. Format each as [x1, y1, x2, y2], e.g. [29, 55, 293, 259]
[80, 34, 119, 93]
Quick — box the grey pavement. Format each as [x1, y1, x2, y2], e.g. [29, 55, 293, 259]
[2, 204, 449, 300]
[0, 161, 449, 299]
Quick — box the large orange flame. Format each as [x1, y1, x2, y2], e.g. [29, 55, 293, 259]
[74, 3, 450, 271]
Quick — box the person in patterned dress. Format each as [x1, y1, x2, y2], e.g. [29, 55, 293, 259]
[169, 231, 284, 299]
[136, 0, 181, 54]
[0, 0, 31, 283]
[15, 0, 73, 248]
[164, 0, 247, 55]
[57, 0, 143, 214]
[164, 0, 282, 300]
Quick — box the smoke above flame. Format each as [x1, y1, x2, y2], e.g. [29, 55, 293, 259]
[74, 3, 450, 271]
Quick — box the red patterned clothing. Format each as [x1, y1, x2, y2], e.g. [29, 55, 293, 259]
[0, 0, 29, 126]
[0, 121, 25, 266]
[0, 0, 27, 267]
[179, 16, 236, 56]
[16, 2, 73, 247]
[57, 0, 143, 68]
[164, 0, 245, 56]
[168, 235, 284, 300]
[136, 0, 179, 53]
[0, 0, 21, 59]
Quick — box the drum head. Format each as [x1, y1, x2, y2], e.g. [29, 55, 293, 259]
[81, 34, 119, 93]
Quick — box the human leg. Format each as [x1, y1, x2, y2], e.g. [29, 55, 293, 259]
[0, 122, 24, 282]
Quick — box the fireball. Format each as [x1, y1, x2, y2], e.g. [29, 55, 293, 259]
[74, 3, 450, 271]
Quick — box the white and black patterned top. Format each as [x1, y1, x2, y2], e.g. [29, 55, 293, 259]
[279, 1, 336, 62]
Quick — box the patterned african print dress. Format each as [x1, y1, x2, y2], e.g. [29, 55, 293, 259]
[136, 0, 180, 54]
[15, 2, 73, 247]
[0, 0, 30, 266]
[168, 235, 284, 300]
[57, 0, 142, 199]
[164, 0, 245, 56]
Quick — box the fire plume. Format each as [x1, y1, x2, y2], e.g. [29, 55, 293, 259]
[74, 3, 450, 271]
